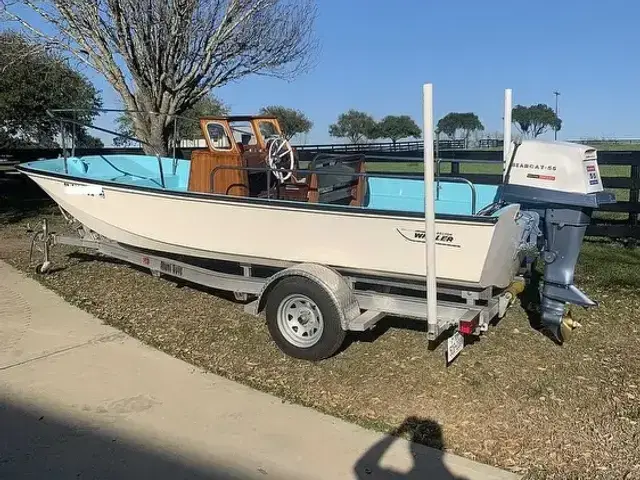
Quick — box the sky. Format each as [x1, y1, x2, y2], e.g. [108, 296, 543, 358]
[7, 0, 640, 145]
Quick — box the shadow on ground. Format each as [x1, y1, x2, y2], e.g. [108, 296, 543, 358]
[0, 397, 267, 480]
[354, 416, 469, 479]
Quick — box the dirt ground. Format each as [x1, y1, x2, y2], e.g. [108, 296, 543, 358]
[1, 197, 639, 479]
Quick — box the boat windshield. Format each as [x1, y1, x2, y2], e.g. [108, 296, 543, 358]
[206, 122, 233, 150]
[257, 120, 278, 139]
[229, 121, 259, 146]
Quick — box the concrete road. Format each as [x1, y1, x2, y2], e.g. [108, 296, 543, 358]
[0, 260, 520, 480]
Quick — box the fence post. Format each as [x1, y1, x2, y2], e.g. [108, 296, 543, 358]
[630, 162, 640, 246]
[451, 160, 460, 175]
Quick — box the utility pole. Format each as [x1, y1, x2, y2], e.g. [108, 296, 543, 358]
[553, 91, 561, 140]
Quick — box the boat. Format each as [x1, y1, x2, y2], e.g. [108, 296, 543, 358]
[16, 87, 615, 361]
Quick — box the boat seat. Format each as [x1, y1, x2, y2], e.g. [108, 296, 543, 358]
[188, 149, 249, 196]
[306, 154, 367, 207]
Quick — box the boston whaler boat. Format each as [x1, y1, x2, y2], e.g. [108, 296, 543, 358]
[18, 86, 615, 362]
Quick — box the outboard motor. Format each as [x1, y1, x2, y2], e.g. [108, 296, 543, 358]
[498, 140, 616, 342]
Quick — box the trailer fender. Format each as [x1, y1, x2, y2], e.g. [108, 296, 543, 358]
[247, 263, 360, 330]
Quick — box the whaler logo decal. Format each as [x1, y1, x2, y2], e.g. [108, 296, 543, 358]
[397, 228, 460, 248]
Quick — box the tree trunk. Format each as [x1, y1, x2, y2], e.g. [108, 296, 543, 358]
[148, 115, 172, 156]
[130, 109, 175, 157]
[116, 87, 180, 157]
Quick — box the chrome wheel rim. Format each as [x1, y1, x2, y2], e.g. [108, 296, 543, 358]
[277, 294, 324, 348]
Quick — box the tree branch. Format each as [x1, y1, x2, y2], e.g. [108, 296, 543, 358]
[2, 0, 318, 154]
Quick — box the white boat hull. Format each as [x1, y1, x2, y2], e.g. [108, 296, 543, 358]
[27, 173, 526, 288]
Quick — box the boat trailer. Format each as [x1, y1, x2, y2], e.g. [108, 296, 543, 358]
[29, 217, 522, 364]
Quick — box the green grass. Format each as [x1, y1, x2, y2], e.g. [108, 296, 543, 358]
[367, 161, 503, 174]
[582, 142, 640, 150]
[467, 142, 640, 151]
[577, 241, 640, 289]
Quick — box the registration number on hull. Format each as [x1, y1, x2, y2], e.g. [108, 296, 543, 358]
[63, 183, 104, 197]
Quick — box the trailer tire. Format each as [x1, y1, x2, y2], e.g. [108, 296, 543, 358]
[265, 276, 347, 361]
[35, 261, 52, 275]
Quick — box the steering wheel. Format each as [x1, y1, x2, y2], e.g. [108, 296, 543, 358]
[266, 136, 295, 183]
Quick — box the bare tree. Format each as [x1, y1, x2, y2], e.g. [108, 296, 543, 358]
[1, 0, 317, 155]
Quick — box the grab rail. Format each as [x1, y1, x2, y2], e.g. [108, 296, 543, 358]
[364, 152, 445, 203]
[440, 176, 477, 215]
[157, 156, 166, 188]
[45, 108, 201, 178]
[209, 165, 479, 215]
[97, 154, 166, 189]
[436, 157, 441, 200]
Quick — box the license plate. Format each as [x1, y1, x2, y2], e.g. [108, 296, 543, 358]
[447, 332, 465, 363]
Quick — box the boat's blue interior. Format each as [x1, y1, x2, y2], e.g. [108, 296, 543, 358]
[22, 155, 501, 217]
[366, 177, 498, 216]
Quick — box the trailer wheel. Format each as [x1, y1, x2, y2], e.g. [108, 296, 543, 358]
[35, 261, 52, 275]
[265, 276, 346, 361]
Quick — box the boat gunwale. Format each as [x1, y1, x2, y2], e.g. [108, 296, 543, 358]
[16, 164, 501, 225]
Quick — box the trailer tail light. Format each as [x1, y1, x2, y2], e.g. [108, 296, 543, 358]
[458, 316, 479, 335]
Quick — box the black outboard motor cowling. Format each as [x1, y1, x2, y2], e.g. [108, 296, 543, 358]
[498, 140, 616, 341]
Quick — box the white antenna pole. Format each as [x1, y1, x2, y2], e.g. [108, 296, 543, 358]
[423, 83, 438, 336]
[503, 88, 512, 179]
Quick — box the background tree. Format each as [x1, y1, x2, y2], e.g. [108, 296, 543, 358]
[2, 0, 318, 155]
[113, 94, 229, 147]
[436, 112, 484, 146]
[512, 104, 562, 138]
[259, 105, 313, 141]
[74, 128, 104, 148]
[436, 114, 459, 139]
[329, 110, 378, 144]
[377, 115, 421, 146]
[0, 31, 102, 148]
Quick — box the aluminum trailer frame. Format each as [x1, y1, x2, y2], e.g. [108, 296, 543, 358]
[30, 218, 518, 363]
